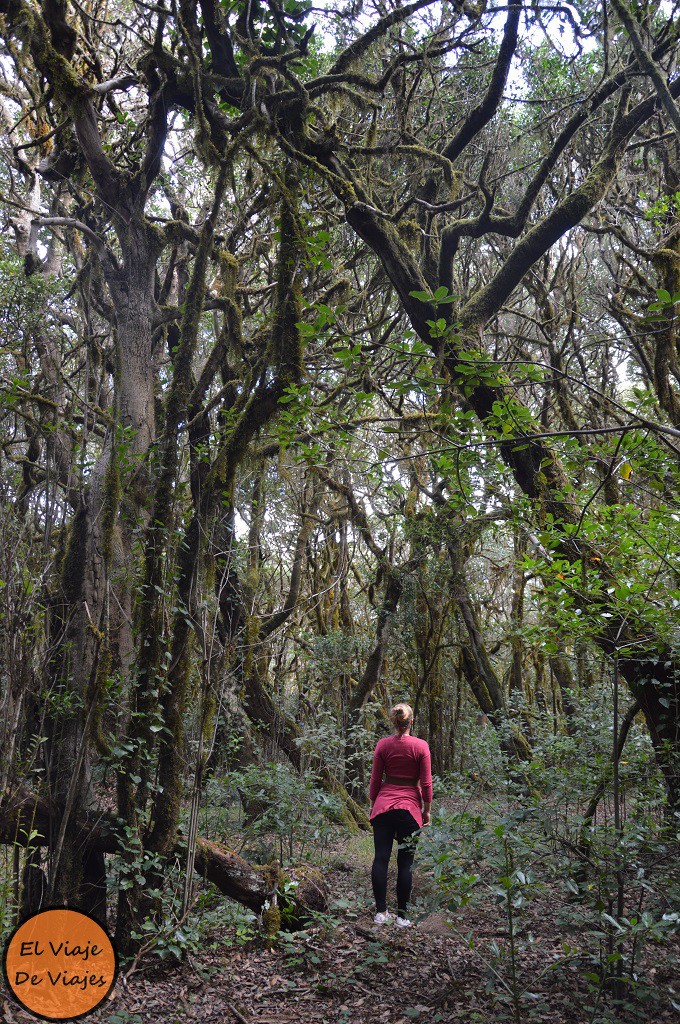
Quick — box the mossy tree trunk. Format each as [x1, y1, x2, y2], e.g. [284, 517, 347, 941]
[3, 0, 170, 919]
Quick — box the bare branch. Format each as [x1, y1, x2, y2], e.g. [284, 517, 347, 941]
[442, 0, 522, 162]
[609, 0, 680, 140]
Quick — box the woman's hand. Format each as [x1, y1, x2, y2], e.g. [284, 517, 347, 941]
[422, 810, 431, 826]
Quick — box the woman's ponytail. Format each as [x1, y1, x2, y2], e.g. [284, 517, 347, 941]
[389, 702, 414, 734]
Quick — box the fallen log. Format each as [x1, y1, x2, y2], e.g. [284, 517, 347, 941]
[192, 838, 325, 916]
[1, 786, 328, 927]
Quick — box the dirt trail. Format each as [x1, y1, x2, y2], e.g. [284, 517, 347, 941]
[2, 845, 677, 1023]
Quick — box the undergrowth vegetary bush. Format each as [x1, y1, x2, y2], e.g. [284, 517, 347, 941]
[418, 735, 679, 1023]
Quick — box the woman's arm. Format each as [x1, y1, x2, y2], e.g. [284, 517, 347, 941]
[420, 744, 433, 825]
[368, 742, 385, 811]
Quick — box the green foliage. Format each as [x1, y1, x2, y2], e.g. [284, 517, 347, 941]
[0, 257, 62, 337]
[641, 189, 680, 228]
[230, 761, 342, 864]
[293, 697, 382, 794]
[105, 1011, 144, 1024]
[418, 709, 679, 1020]
[519, 494, 680, 654]
[109, 828, 258, 964]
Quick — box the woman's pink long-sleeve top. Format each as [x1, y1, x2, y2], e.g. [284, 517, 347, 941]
[368, 733, 433, 828]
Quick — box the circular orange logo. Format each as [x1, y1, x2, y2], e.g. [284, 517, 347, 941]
[3, 908, 118, 1020]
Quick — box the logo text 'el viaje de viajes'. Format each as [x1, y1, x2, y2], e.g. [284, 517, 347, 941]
[3, 907, 118, 1020]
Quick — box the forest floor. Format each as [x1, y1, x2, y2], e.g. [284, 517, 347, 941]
[1, 829, 678, 1024]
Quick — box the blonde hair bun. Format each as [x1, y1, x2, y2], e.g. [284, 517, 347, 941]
[389, 703, 414, 732]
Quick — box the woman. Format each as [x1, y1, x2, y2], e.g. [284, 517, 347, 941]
[368, 703, 433, 927]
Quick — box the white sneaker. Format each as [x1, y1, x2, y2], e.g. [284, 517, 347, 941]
[396, 916, 412, 928]
[373, 911, 391, 925]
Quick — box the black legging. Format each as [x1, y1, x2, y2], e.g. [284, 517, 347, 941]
[371, 808, 420, 916]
